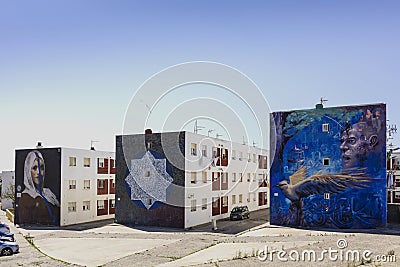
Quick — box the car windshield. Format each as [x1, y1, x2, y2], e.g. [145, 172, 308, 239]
[231, 207, 243, 213]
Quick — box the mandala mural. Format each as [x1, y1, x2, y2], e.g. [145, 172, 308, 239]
[125, 150, 173, 210]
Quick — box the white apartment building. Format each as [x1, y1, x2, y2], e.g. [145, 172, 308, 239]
[116, 131, 269, 229]
[61, 148, 115, 226]
[184, 132, 269, 228]
[15, 147, 115, 226]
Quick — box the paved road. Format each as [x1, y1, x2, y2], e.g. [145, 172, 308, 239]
[194, 208, 270, 234]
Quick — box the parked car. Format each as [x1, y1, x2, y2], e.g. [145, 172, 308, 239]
[230, 206, 250, 220]
[0, 240, 19, 256]
[0, 232, 15, 242]
[0, 223, 11, 234]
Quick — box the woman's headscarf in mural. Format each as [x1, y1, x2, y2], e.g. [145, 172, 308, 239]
[23, 150, 60, 223]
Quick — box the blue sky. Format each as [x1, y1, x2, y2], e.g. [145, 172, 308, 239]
[1, 1, 399, 171]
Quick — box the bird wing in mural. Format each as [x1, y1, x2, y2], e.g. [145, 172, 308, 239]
[289, 165, 306, 185]
[293, 172, 372, 198]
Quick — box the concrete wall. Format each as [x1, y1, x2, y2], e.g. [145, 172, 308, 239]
[270, 103, 387, 229]
[115, 132, 185, 228]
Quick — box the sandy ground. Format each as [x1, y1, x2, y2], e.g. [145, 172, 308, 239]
[1, 209, 400, 267]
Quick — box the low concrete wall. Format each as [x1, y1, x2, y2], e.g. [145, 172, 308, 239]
[5, 208, 14, 223]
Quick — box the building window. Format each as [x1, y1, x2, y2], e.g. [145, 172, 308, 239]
[202, 145, 207, 157]
[83, 180, 90, 189]
[69, 157, 76, 166]
[232, 173, 236, 182]
[222, 172, 227, 183]
[144, 169, 151, 177]
[147, 198, 153, 206]
[111, 179, 115, 188]
[247, 153, 251, 162]
[253, 173, 256, 182]
[239, 151, 243, 161]
[232, 150, 236, 159]
[98, 158, 104, 168]
[191, 143, 197, 156]
[202, 171, 207, 183]
[323, 158, 330, 166]
[69, 180, 76, 190]
[247, 173, 251, 182]
[213, 172, 218, 181]
[395, 192, 400, 199]
[68, 202, 76, 212]
[147, 142, 152, 149]
[112, 159, 115, 168]
[97, 200, 105, 209]
[212, 147, 218, 158]
[83, 201, 90, 211]
[253, 154, 257, 163]
[247, 193, 251, 202]
[202, 198, 207, 210]
[191, 172, 197, 184]
[191, 199, 196, 212]
[212, 197, 219, 208]
[239, 194, 243, 203]
[222, 196, 228, 207]
[239, 173, 243, 182]
[84, 157, 91, 167]
[110, 199, 115, 208]
[232, 195, 236, 204]
[322, 123, 330, 132]
[98, 179, 105, 188]
[222, 149, 227, 160]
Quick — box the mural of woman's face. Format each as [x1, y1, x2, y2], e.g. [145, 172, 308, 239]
[31, 158, 45, 185]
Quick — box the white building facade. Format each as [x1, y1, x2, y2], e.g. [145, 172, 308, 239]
[184, 132, 269, 228]
[60, 148, 115, 226]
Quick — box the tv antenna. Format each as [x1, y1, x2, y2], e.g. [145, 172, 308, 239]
[242, 136, 247, 145]
[194, 120, 205, 134]
[216, 133, 223, 139]
[91, 140, 99, 150]
[207, 129, 215, 137]
[320, 97, 328, 105]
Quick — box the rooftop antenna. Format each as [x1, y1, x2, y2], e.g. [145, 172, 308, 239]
[140, 99, 152, 115]
[216, 133, 223, 139]
[252, 141, 257, 147]
[316, 97, 328, 109]
[194, 120, 205, 134]
[387, 120, 397, 140]
[91, 140, 99, 151]
[207, 129, 215, 137]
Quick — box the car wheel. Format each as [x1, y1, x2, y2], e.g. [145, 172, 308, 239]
[1, 248, 13, 256]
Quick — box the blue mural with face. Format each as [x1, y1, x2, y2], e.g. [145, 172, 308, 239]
[125, 150, 174, 210]
[270, 104, 386, 229]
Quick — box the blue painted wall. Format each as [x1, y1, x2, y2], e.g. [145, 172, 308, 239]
[270, 104, 386, 228]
